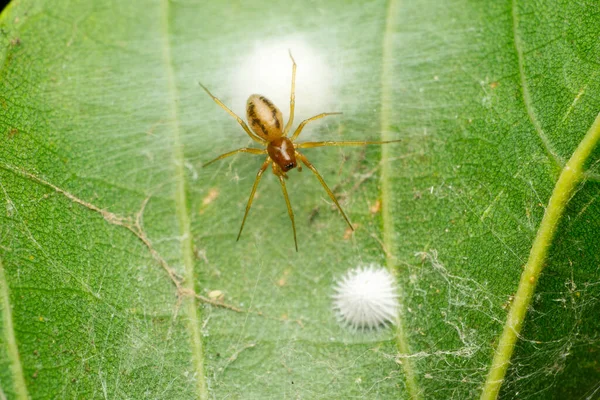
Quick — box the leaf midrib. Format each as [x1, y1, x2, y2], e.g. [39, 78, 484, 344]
[159, 1, 207, 398]
[380, 0, 421, 399]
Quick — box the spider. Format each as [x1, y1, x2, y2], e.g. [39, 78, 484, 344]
[201, 51, 399, 251]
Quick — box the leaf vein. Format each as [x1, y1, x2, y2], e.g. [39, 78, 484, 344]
[159, 1, 208, 398]
[0, 257, 29, 400]
[511, 0, 563, 168]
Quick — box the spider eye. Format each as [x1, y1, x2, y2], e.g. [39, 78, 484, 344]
[284, 163, 295, 171]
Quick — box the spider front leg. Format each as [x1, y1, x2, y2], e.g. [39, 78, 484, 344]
[289, 113, 342, 141]
[296, 139, 402, 149]
[199, 83, 267, 145]
[237, 157, 271, 242]
[203, 147, 267, 167]
[295, 151, 353, 231]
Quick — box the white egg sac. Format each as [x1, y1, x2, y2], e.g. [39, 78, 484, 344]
[332, 265, 399, 330]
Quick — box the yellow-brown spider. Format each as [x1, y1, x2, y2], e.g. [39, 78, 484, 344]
[201, 52, 398, 251]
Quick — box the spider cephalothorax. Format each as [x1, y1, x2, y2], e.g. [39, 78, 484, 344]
[201, 51, 399, 251]
[267, 137, 297, 172]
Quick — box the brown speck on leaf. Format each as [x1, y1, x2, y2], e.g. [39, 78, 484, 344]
[529, 276, 535, 284]
[343, 225, 356, 240]
[413, 190, 422, 200]
[8, 128, 18, 138]
[202, 188, 219, 206]
[32, 370, 38, 379]
[308, 206, 319, 224]
[490, 81, 499, 89]
[276, 270, 290, 287]
[10, 37, 21, 46]
[369, 199, 381, 214]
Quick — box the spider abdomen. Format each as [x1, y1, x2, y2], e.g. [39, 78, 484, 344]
[268, 137, 297, 172]
[247, 94, 284, 141]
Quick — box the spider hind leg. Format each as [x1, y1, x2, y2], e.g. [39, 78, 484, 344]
[271, 163, 298, 251]
[295, 151, 354, 231]
[237, 157, 270, 242]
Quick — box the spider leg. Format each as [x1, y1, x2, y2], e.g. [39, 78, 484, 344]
[295, 151, 353, 231]
[203, 147, 267, 167]
[237, 157, 271, 242]
[275, 167, 298, 252]
[199, 83, 267, 145]
[296, 140, 401, 149]
[282, 50, 296, 136]
[289, 112, 342, 141]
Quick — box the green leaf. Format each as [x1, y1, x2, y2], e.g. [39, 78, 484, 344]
[1, 1, 599, 399]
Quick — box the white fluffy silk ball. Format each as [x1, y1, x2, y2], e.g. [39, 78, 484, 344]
[333, 265, 399, 330]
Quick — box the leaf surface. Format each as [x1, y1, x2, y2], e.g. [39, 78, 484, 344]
[1, 1, 599, 399]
